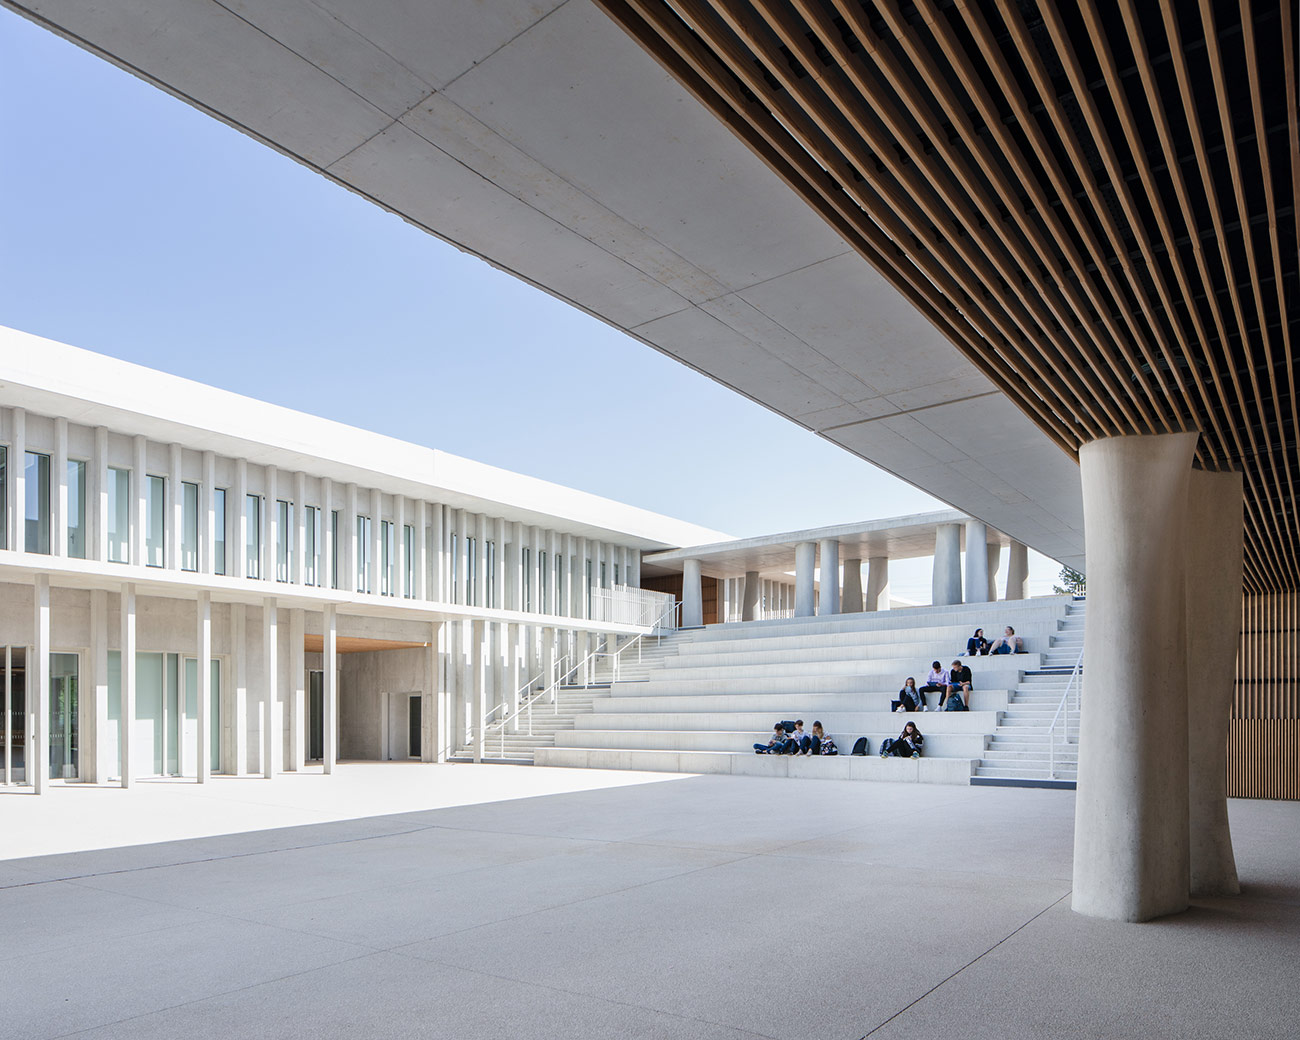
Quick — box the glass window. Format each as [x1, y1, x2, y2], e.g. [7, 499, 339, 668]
[0, 446, 6, 551]
[145, 475, 165, 567]
[539, 550, 549, 613]
[276, 500, 292, 583]
[214, 488, 227, 575]
[403, 524, 414, 599]
[485, 541, 496, 608]
[24, 451, 51, 554]
[522, 547, 532, 612]
[107, 466, 130, 563]
[600, 561, 607, 589]
[181, 481, 199, 571]
[466, 537, 477, 605]
[304, 505, 319, 587]
[585, 559, 593, 617]
[614, 562, 620, 587]
[245, 494, 261, 579]
[330, 510, 340, 589]
[67, 460, 86, 559]
[556, 554, 564, 609]
[356, 515, 371, 593]
[450, 533, 459, 604]
[380, 520, 393, 596]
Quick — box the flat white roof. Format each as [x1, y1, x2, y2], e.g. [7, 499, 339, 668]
[0, 325, 730, 550]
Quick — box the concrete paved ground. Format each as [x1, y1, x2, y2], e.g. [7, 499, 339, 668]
[3, 766, 1297, 1039]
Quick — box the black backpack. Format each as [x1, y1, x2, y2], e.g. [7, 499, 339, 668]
[851, 736, 870, 756]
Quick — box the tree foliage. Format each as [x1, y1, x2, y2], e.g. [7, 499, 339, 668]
[1053, 566, 1086, 596]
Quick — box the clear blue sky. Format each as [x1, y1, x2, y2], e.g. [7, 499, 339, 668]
[0, 10, 1057, 597]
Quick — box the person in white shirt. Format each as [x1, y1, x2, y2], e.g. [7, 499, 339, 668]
[917, 661, 948, 710]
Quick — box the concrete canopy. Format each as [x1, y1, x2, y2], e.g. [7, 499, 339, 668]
[5, 0, 1085, 570]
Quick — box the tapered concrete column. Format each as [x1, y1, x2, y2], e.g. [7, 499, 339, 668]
[232, 603, 248, 776]
[964, 520, 990, 603]
[322, 605, 338, 774]
[32, 574, 50, 794]
[120, 583, 136, 788]
[471, 619, 487, 763]
[196, 590, 212, 783]
[842, 559, 863, 613]
[794, 542, 817, 617]
[1073, 432, 1198, 922]
[1186, 468, 1244, 897]
[1005, 541, 1030, 600]
[741, 571, 760, 622]
[287, 608, 305, 772]
[866, 557, 889, 612]
[682, 559, 703, 628]
[932, 524, 962, 605]
[986, 543, 1000, 602]
[818, 539, 840, 614]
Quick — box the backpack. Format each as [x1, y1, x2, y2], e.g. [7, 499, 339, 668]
[851, 736, 869, 756]
[819, 737, 839, 756]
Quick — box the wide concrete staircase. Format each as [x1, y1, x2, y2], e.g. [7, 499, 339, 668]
[534, 596, 1080, 785]
[973, 601, 1085, 786]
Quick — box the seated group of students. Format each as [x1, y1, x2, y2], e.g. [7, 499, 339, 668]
[889, 624, 1027, 715]
[751, 719, 924, 759]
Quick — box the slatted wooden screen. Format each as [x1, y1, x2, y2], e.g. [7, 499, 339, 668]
[1231, 593, 1300, 799]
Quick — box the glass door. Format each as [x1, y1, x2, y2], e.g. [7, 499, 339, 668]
[408, 695, 422, 759]
[182, 658, 221, 775]
[48, 653, 79, 780]
[3, 647, 27, 784]
[307, 670, 323, 761]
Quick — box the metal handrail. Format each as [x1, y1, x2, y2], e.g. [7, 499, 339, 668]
[482, 599, 681, 757]
[1047, 645, 1085, 779]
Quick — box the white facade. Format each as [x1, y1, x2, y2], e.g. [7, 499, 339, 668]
[0, 328, 724, 791]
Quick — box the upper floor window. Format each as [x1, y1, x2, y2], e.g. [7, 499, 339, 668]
[450, 532, 459, 604]
[107, 467, 130, 563]
[304, 505, 319, 587]
[276, 500, 292, 583]
[330, 509, 340, 589]
[245, 494, 261, 579]
[145, 475, 165, 567]
[0, 446, 6, 551]
[485, 540, 497, 608]
[521, 546, 531, 611]
[67, 460, 87, 559]
[403, 524, 414, 599]
[539, 550, 549, 613]
[380, 520, 394, 596]
[356, 515, 372, 593]
[214, 488, 227, 575]
[466, 536, 477, 605]
[24, 451, 51, 555]
[181, 482, 199, 571]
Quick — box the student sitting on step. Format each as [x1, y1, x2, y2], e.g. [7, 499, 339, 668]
[943, 659, 973, 711]
[811, 721, 838, 755]
[988, 625, 1025, 654]
[879, 720, 924, 759]
[754, 723, 790, 754]
[791, 720, 812, 754]
[966, 628, 990, 656]
[892, 676, 924, 713]
[918, 662, 948, 709]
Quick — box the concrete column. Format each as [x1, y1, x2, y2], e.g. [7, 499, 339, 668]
[472, 514, 487, 608]
[95, 427, 110, 564]
[201, 451, 215, 575]
[8, 409, 22, 551]
[120, 582, 136, 788]
[415, 500, 428, 601]
[741, 571, 760, 622]
[470, 619, 486, 763]
[986, 543, 1000, 602]
[396, 496, 407, 597]
[294, 473, 307, 586]
[168, 443, 182, 570]
[345, 483, 359, 592]
[426, 622, 442, 762]
[232, 602, 248, 776]
[682, 559, 703, 628]
[287, 608, 305, 772]
[494, 517, 507, 609]
[629, 549, 641, 589]
[457, 511, 471, 604]
[32, 574, 50, 794]
[132, 435, 147, 566]
[818, 539, 840, 614]
[795, 542, 817, 617]
[261, 600, 276, 769]
[964, 520, 990, 603]
[1073, 432, 1197, 922]
[265, 466, 278, 583]
[196, 590, 212, 783]
[322, 604, 338, 773]
[1005, 541, 1030, 600]
[54, 418, 68, 557]
[842, 559, 863, 613]
[932, 524, 962, 605]
[430, 503, 444, 601]
[369, 488, 382, 596]
[235, 461, 249, 581]
[1186, 468, 1244, 897]
[562, 534, 576, 615]
[89, 589, 109, 783]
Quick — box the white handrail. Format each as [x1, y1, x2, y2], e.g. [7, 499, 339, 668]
[1047, 646, 1085, 779]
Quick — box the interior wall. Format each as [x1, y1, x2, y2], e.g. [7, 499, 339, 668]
[1231, 591, 1299, 799]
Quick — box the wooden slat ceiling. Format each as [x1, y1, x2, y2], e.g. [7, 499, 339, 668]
[595, 0, 1298, 592]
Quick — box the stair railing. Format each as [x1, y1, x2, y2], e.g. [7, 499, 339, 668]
[586, 599, 681, 684]
[1046, 645, 1085, 779]
[484, 653, 574, 758]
